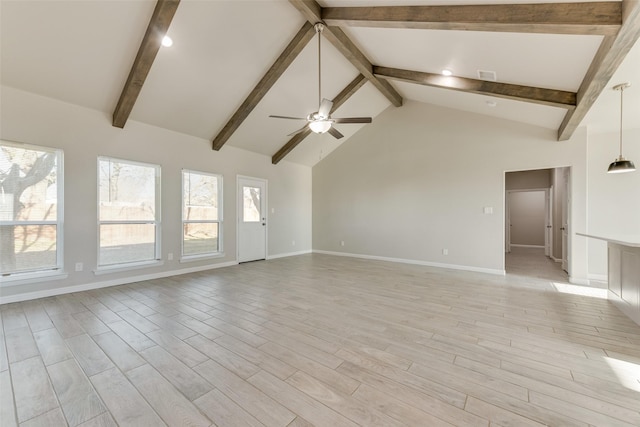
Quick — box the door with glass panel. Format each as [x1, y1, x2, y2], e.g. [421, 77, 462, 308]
[237, 176, 266, 263]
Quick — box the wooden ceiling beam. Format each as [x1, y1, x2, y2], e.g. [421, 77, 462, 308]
[374, 66, 576, 109]
[558, 0, 640, 140]
[272, 74, 368, 164]
[322, 2, 621, 35]
[212, 22, 316, 151]
[289, 0, 403, 107]
[113, 0, 180, 128]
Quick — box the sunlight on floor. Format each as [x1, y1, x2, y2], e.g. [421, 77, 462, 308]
[604, 357, 640, 392]
[552, 282, 608, 299]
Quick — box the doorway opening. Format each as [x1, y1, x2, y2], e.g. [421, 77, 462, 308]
[504, 167, 570, 282]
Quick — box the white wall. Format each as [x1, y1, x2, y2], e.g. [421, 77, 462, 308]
[508, 191, 546, 246]
[505, 169, 551, 190]
[586, 128, 640, 279]
[0, 86, 312, 301]
[313, 101, 588, 280]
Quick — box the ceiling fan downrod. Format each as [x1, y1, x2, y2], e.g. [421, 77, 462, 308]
[315, 23, 324, 112]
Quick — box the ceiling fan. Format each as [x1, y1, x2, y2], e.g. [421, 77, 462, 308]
[269, 23, 372, 139]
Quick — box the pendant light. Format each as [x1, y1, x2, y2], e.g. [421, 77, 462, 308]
[608, 83, 636, 173]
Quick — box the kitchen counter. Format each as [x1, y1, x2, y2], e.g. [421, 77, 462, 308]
[578, 233, 640, 326]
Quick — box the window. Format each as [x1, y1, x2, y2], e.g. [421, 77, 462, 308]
[182, 170, 222, 258]
[243, 186, 261, 222]
[98, 157, 160, 268]
[0, 141, 63, 277]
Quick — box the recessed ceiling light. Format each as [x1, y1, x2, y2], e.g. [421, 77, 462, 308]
[441, 69, 453, 76]
[162, 35, 173, 47]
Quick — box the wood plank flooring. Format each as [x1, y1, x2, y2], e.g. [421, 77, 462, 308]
[1, 253, 639, 426]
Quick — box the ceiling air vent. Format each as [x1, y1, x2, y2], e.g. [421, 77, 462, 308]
[477, 70, 497, 81]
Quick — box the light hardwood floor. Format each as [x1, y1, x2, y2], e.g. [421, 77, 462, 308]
[505, 246, 568, 283]
[1, 254, 639, 426]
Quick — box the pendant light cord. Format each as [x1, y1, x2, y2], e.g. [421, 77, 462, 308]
[317, 24, 322, 109]
[619, 85, 624, 158]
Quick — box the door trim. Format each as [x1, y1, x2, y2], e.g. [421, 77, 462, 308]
[236, 175, 268, 263]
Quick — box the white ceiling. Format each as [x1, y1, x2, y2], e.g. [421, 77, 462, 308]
[1, 0, 638, 166]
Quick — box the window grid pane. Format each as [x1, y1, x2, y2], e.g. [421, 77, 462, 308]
[98, 157, 160, 267]
[1, 142, 62, 275]
[183, 223, 219, 256]
[0, 225, 57, 274]
[99, 224, 156, 266]
[182, 170, 222, 257]
[243, 186, 261, 223]
[99, 159, 156, 221]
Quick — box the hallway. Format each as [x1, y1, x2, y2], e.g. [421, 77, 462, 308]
[506, 246, 568, 282]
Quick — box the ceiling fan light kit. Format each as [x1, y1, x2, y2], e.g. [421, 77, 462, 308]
[309, 119, 332, 134]
[608, 83, 636, 174]
[269, 22, 372, 140]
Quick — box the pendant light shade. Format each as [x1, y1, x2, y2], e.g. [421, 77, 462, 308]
[608, 157, 636, 173]
[608, 83, 636, 174]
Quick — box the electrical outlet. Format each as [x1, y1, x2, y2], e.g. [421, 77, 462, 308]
[292, 240, 296, 246]
[75, 262, 83, 272]
[442, 249, 448, 255]
[168, 253, 173, 261]
[340, 240, 345, 247]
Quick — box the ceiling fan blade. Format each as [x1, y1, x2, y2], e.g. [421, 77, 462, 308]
[287, 124, 309, 137]
[318, 98, 333, 117]
[327, 127, 344, 139]
[332, 117, 372, 124]
[269, 115, 307, 120]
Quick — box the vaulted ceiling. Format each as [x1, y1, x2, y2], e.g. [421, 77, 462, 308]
[2, 0, 639, 166]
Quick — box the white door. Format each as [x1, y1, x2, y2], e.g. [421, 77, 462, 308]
[545, 188, 552, 257]
[561, 169, 569, 272]
[238, 176, 267, 263]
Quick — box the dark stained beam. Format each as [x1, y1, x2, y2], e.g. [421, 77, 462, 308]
[272, 129, 313, 165]
[558, 0, 640, 140]
[322, 2, 621, 35]
[113, 0, 180, 128]
[289, 0, 403, 107]
[272, 74, 368, 164]
[374, 66, 576, 109]
[212, 22, 316, 151]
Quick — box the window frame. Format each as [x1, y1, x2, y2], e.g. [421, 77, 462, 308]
[181, 169, 223, 261]
[0, 140, 65, 284]
[96, 156, 161, 270]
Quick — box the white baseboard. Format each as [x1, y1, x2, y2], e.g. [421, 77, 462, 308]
[569, 276, 589, 286]
[550, 256, 562, 263]
[313, 250, 505, 276]
[588, 273, 608, 284]
[0, 261, 238, 305]
[267, 250, 312, 260]
[510, 244, 545, 249]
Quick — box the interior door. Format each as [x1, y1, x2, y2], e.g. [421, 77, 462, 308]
[545, 188, 552, 257]
[238, 176, 267, 263]
[561, 169, 569, 272]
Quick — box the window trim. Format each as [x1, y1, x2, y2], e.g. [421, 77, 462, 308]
[0, 140, 64, 282]
[181, 169, 223, 261]
[96, 156, 161, 270]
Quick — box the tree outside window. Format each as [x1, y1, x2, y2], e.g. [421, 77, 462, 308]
[0, 142, 62, 275]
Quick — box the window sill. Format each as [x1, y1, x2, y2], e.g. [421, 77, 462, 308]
[180, 253, 225, 264]
[0, 271, 69, 287]
[94, 260, 164, 276]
